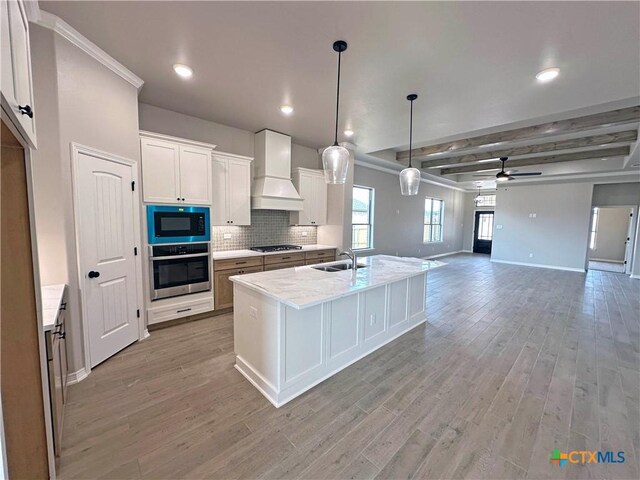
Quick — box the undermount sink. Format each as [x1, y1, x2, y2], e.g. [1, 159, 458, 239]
[312, 262, 368, 272]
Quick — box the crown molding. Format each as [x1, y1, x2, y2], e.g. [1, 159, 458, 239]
[32, 9, 144, 91]
[139, 130, 217, 150]
[353, 160, 468, 192]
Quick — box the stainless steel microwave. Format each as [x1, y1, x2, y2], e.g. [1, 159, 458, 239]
[146, 205, 210, 244]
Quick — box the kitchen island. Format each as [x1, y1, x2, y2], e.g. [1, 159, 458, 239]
[230, 254, 444, 407]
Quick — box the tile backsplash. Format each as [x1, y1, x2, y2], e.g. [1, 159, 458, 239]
[212, 210, 317, 251]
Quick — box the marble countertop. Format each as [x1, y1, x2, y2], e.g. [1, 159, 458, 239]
[41, 284, 67, 331]
[230, 254, 445, 309]
[211, 244, 337, 260]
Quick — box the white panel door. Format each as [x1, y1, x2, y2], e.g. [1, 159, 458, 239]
[227, 158, 251, 225]
[77, 152, 139, 367]
[297, 172, 314, 225]
[211, 156, 229, 225]
[141, 137, 180, 204]
[179, 145, 211, 205]
[312, 174, 327, 225]
[1, 0, 36, 146]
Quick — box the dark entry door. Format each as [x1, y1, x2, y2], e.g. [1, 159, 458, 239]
[473, 211, 494, 254]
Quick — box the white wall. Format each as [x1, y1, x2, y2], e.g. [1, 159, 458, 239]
[30, 25, 141, 372]
[492, 183, 593, 271]
[589, 207, 630, 262]
[352, 164, 465, 258]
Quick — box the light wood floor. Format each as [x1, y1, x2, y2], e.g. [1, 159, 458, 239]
[59, 254, 640, 479]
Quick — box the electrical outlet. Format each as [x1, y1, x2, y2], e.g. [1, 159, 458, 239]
[249, 306, 257, 319]
[223, 233, 232, 240]
[370, 313, 376, 326]
[529, 253, 534, 258]
[496, 224, 503, 229]
[532, 213, 537, 218]
[302, 231, 308, 237]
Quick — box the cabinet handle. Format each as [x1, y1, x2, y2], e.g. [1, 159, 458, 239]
[238, 270, 245, 274]
[181, 198, 185, 201]
[18, 105, 33, 118]
[176, 308, 192, 313]
[59, 302, 67, 311]
[236, 261, 247, 265]
[177, 197, 180, 201]
[282, 256, 291, 260]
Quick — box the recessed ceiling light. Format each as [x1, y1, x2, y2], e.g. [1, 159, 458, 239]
[344, 129, 354, 137]
[173, 64, 193, 78]
[536, 67, 560, 83]
[280, 105, 294, 115]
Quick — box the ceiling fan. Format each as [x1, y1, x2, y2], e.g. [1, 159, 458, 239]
[473, 157, 542, 182]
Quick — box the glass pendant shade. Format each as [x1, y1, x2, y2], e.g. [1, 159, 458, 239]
[322, 144, 350, 184]
[399, 166, 421, 195]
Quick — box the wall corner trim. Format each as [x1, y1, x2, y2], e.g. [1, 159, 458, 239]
[66, 367, 89, 385]
[33, 10, 145, 91]
[353, 160, 467, 192]
[490, 259, 586, 273]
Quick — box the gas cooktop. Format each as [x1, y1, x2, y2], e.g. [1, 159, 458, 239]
[250, 244, 303, 253]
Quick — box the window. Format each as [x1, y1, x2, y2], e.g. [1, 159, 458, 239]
[424, 198, 444, 243]
[352, 186, 374, 249]
[589, 207, 599, 250]
[474, 194, 496, 207]
[476, 213, 494, 240]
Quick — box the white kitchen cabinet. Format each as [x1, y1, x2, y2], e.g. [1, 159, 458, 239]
[290, 168, 327, 225]
[140, 131, 214, 205]
[212, 152, 252, 225]
[1, 0, 37, 147]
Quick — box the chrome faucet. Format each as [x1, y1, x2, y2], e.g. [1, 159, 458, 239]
[339, 248, 358, 270]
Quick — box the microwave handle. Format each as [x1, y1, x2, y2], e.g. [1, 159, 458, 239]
[149, 253, 210, 261]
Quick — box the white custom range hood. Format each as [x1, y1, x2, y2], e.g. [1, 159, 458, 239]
[252, 129, 304, 211]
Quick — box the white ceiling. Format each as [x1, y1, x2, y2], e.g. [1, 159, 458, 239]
[42, 1, 640, 187]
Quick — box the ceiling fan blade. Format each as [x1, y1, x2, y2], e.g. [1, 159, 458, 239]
[472, 175, 493, 177]
[509, 172, 542, 177]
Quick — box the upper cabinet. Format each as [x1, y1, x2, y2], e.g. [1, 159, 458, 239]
[212, 152, 252, 226]
[290, 168, 327, 226]
[140, 132, 213, 205]
[1, 0, 37, 147]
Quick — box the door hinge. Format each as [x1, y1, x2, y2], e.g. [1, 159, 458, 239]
[134, 247, 138, 256]
[131, 181, 135, 191]
[136, 309, 140, 318]
[624, 260, 627, 264]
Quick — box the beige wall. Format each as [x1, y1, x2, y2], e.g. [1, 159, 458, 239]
[589, 207, 630, 262]
[492, 183, 593, 271]
[30, 25, 141, 372]
[352, 164, 465, 258]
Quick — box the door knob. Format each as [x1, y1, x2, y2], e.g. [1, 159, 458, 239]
[88, 271, 100, 279]
[18, 105, 33, 118]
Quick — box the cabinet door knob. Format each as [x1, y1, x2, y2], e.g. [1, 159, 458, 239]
[181, 198, 185, 201]
[18, 105, 33, 118]
[88, 270, 100, 279]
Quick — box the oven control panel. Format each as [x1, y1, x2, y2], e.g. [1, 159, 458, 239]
[151, 243, 209, 258]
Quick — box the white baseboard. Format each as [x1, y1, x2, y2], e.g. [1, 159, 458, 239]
[589, 258, 624, 264]
[462, 250, 473, 253]
[67, 367, 89, 385]
[630, 274, 640, 280]
[143, 329, 150, 339]
[490, 259, 585, 273]
[424, 250, 465, 259]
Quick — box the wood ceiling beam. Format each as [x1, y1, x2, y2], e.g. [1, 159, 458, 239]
[396, 105, 640, 161]
[420, 129, 638, 168]
[440, 146, 630, 175]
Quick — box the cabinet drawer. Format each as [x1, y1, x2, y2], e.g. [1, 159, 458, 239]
[148, 297, 214, 325]
[305, 258, 335, 266]
[305, 249, 336, 260]
[214, 256, 264, 271]
[264, 252, 305, 265]
[264, 260, 305, 271]
[214, 265, 263, 310]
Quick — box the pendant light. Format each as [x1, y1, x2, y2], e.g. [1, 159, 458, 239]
[474, 186, 482, 206]
[322, 40, 350, 184]
[399, 94, 421, 195]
